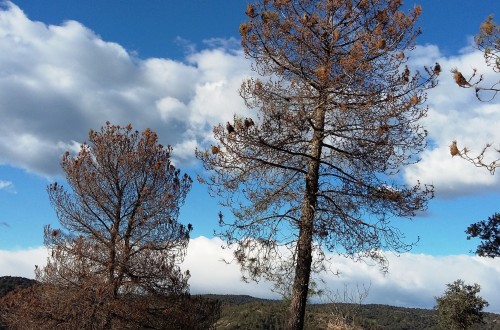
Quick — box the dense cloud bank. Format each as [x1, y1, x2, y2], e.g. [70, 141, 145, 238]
[2, 237, 499, 313]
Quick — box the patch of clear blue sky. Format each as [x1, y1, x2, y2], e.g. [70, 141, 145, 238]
[10, 0, 500, 59]
[9, 0, 248, 60]
[1, 0, 499, 252]
[0, 166, 56, 249]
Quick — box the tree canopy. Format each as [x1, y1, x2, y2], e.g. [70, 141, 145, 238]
[0, 123, 216, 329]
[44, 122, 193, 298]
[197, 0, 437, 328]
[435, 279, 489, 330]
[466, 213, 500, 258]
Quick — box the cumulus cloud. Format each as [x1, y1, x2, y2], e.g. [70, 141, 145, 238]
[0, 2, 253, 176]
[1, 1, 499, 198]
[1, 237, 499, 313]
[404, 44, 500, 198]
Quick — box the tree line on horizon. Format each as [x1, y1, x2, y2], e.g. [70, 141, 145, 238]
[0, 0, 498, 329]
[0, 277, 497, 330]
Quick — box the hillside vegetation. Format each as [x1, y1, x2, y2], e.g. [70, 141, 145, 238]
[210, 295, 500, 330]
[1, 279, 499, 329]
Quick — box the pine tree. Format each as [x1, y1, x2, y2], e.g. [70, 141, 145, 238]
[197, 0, 437, 328]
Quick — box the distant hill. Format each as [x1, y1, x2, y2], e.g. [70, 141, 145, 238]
[198, 294, 278, 305]
[0, 285, 498, 329]
[0, 276, 36, 298]
[0, 276, 37, 330]
[209, 294, 500, 330]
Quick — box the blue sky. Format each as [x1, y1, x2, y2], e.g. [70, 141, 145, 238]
[1, 0, 499, 311]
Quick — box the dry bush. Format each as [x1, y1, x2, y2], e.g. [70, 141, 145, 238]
[0, 283, 221, 330]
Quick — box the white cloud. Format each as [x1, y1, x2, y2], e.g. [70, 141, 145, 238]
[185, 238, 500, 312]
[1, 237, 499, 313]
[0, 2, 253, 177]
[404, 45, 500, 198]
[184, 238, 500, 313]
[0, 246, 48, 278]
[1, 2, 499, 198]
[318, 252, 500, 312]
[183, 236, 278, 298]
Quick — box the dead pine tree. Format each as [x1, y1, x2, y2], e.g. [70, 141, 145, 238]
[197, 1, 438, 329]
[0, 123, 209, 329]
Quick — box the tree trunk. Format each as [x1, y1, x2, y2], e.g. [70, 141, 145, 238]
[287, 201, 315, 329]
[287, 105, 325, 329]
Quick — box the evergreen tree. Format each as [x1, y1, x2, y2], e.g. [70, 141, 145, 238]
[435, 279, 489, 330]
[197, 0, 438, 328]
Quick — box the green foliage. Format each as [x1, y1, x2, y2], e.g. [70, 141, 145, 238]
[466, 213, 500, 258]
[2, 289, 499, 329]
[435, 279, 490, 330]
[213, 295, 500, 330]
